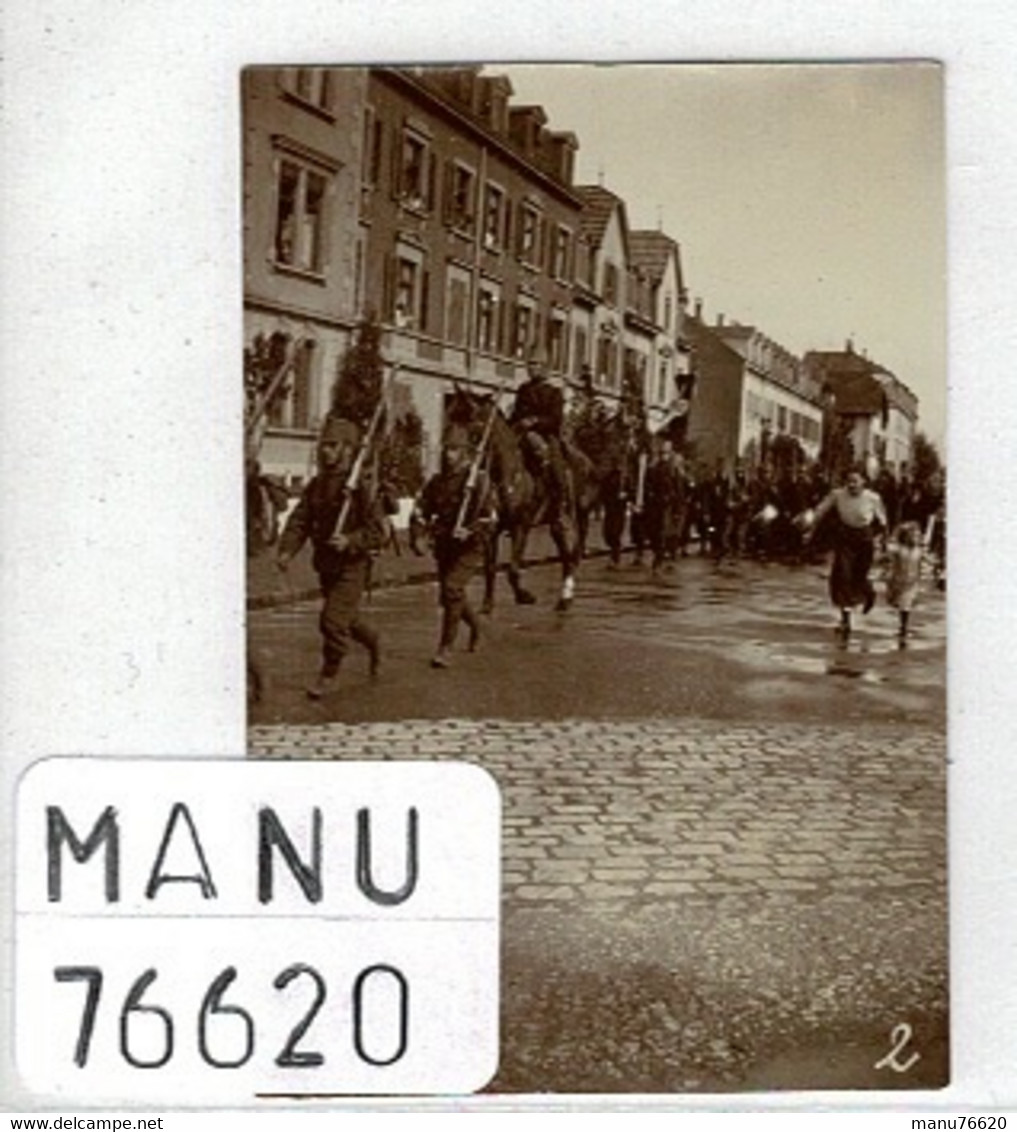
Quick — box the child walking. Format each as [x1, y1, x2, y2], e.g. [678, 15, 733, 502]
[884, 520, 924, 642]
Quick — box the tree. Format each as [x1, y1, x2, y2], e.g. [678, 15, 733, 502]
[911, 430, 943, 485]
[379, 408, 426, 498]
[331, 316, 385, 427]
[769, 433, 806, 478]
[243, 331, 291, 446]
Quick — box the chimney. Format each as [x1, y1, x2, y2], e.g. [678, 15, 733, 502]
[717, 313, 725, 327]
[694, 298, 703, 321]
[509, 105, 548, 157]
[846, 337, 854, 353]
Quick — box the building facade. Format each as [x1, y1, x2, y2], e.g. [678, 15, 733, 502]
[242, 66, 368, 483]
[628, 230, 691, 428]
[243, 65, 697, 482]
[359, 67, 586, 472]
[803, 344, 918, 475]
[685, 313, 824, 471]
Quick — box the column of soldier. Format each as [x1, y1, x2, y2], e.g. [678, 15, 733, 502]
[270, 348, 945, 700]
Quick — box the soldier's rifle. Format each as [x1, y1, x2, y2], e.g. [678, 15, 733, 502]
[245, 337, 302, 445]
[633, 449, 648, 516]
[331, 367, 393, 543]
[453, 380, 507, 540]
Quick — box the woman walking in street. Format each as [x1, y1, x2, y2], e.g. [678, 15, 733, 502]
[806, 465, 888, 639]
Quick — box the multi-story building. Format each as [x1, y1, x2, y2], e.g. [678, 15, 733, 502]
[685, 311, 824, 471]
[243, 65, 698, 481]
[359, 66, 586, 471]
[242, 66, 368, 483]
[573, 185, 628, 400]
[627, 230, 690, 428]
[803, 343, 918, 474]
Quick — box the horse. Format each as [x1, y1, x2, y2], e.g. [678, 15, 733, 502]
[446, 386, 592, 613]
[572, 412, 651, 566]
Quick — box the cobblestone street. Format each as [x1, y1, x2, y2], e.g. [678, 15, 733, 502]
[249, 554, 948, 1095]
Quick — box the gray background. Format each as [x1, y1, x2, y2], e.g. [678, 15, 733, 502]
[1, 0, 1014, 1113]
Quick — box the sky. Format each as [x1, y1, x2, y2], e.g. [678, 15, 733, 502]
[498, 63, 947, 449]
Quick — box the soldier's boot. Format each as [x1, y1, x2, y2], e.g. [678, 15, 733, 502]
[306, 667, 340, 700]
[462, 604, 481, 652]
[432, 611, 457, 668]
[352, 622, 381, 678]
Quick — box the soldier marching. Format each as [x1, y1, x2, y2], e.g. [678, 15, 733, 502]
[266, 350, 944, 701]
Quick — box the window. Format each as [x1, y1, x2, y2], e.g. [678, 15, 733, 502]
[395, 257, 418, 327]
[476, 285, 501, 353]
[548, 316, 568, 373]
[386, 245, 429, 331]
[397, 129, 433, 210]
[573, 326, 588, 378]
[296, 69, 331, 110]
[513, 301, 535, 358]
[445, 267, 470, 346]
[596, 334, 617, 388]
[552, 226, 571, 280]
[267, 339, 316, 430]
[283, 68, 334, 116]
[658, 362, 668, 405]
[483, 183, 505, 250]
[603, 262, 619, 306]
[445, 162, 476, 230]
[274, 159, 328, 273]
[518, 203, 540, 263]
[664, 296, 673, 332]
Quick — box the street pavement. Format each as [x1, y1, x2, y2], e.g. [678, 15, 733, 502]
[247, 549, 948, 1094]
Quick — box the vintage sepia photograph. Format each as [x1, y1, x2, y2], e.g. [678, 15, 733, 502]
[243, 63, 947, 1093]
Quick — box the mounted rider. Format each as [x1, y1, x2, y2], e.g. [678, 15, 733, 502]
[509, 342, 571, 518]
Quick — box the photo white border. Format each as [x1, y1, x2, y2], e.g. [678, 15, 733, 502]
[2, 0, 1014, 1113]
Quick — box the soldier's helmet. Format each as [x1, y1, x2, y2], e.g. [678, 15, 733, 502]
[443, 422, 473, 453]
[527, 341, 550, 378]
[319, 415, 362, 448]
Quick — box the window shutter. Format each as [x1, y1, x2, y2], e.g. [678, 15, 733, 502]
[442, 160, 454, 225]
[426, 152, 437, 213]
[502, 198, 512, 251]
[382, 253, 395, 322]
[373, 119, 384, 185]
[419, 269, 430, 333]
[391, 127, 402, 199]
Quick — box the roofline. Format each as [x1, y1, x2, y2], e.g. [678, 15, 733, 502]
[375, 67, 584, 208]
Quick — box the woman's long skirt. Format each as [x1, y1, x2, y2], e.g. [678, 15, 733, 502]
[829, 521, 876, 610]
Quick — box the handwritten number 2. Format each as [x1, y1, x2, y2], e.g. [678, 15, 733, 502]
[874, 1022, 920, 1073]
